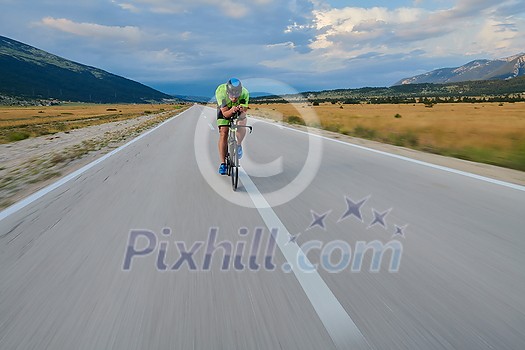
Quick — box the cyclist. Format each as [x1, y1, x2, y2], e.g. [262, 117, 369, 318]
[215, 78, 249, 175]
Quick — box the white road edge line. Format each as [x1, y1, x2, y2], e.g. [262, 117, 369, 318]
[0, 109, 190, 222]
[239, 167, 370, 350]
[253, 117, 525, 192]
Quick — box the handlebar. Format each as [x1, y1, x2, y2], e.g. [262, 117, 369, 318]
[230, 121, 253, 133]
[229, 112, 253, 133]
[237, 125, 253, 133]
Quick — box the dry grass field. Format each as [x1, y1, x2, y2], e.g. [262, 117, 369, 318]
[0, 103, 186, 143]
[251, 102, 525, 171]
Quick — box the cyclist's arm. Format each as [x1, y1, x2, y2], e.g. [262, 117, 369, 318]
[219, 105, 242, 119]
[238, 93, 249, 114]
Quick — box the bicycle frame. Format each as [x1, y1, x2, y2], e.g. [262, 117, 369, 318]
[225, 116, 252, 191]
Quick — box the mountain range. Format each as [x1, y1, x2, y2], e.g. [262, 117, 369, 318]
[0, 35, 173, 103]
[395, 53, 525, 85]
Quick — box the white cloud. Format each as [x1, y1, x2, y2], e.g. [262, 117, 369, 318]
[149, 48, 185, 63]
[284, 22, 315, 33]
[114, 2, 141, 13]
[475, 18, 520, 53]
[261, 41, 347, 72]
[266, 41, 296, 49]
[299, 1, 523, 60]
[307, 6, 429, 52]
[124, 0, 273, 17]
[180, 32, 192, 41]
[39, 17, 143, 42]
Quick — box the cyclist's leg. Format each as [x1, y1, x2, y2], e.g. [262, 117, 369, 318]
[237, 112, 248, 145]
[218, 126, 229, 163]
[217, 108, 230, 164]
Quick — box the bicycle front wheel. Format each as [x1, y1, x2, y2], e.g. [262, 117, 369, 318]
[230, 143, 238, 190]
[225, 152, 231, 176]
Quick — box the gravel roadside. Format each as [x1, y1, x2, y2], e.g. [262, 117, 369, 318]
[0, 108, 188, 209]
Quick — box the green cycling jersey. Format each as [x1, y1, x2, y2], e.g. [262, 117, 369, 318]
[215, 84, 250, 109]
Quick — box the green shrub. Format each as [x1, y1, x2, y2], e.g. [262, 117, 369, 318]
[323, 123, 342, 133]
[387, 131, 419, 147]
[284, 115, 306, 126]
[353, 125, 377, 139]
[394, 113, 402, 118]
[506, 141, 525, 171]
[54, 122, 67, 131]
[8, 131, 30, 142]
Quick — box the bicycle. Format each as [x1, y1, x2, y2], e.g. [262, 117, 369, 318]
[225, 113, 252, 191]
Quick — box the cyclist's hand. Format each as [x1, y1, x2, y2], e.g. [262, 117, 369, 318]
[231, 106, 240, 116]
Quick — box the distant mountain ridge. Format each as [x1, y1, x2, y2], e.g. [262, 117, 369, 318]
[0, 35, 174, 103]
[252, 76, 525, 104]
[395, 53, 525, 85]
[173, 94, 211, 103]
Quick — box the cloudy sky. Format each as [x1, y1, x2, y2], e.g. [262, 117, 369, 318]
[1, 0, 524, 97]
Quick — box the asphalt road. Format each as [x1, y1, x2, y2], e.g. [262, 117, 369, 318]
[1, 105, 524, 349]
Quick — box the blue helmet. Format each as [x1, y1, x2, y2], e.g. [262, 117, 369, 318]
[226, 78, 242, 98]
